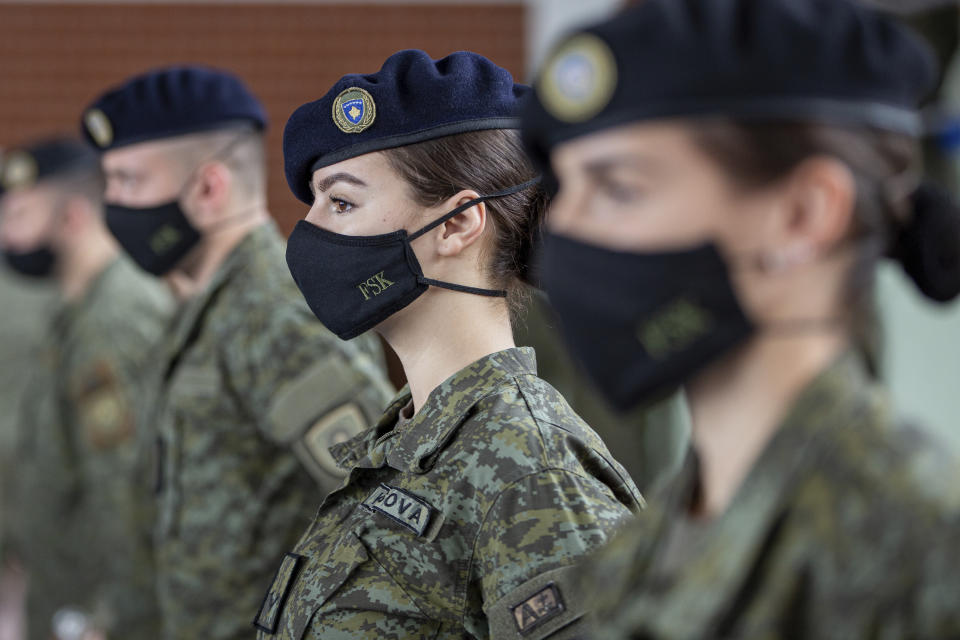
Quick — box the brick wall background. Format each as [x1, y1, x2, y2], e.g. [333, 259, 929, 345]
[0, 2, 526, 232]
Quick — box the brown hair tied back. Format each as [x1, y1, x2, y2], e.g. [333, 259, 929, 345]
[691, 119, 960, 307]
[384, 129, 547, 324]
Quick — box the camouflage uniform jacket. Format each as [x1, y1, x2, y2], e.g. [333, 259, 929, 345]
[584, 351, 960, 639]
[10, 257, 173, 639]
[0, 266, 55, 563]
[151, 222, 393, 640]
[254, 347, 645, 640]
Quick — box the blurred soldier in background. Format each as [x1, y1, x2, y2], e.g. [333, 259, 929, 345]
[0, 153, 56, 640]
[0, 138, 174, 639]
[0, 247, 55, 562]
[82, 66, 394, 640]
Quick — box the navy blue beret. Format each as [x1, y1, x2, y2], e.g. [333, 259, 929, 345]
[80, 65, 268, 150]
[522, 0, 938, 178]
[283, 49, 529, 204]
[1, 138, 99, 194]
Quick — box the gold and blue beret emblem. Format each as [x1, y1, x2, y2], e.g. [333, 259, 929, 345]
[332, 87, 376, 134]
[84, 108, 114, 148]
[0, 150, 38, 191]
[538, 34, 618, 123]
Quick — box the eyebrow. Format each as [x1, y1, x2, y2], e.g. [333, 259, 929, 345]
[312, 172, 368, 195]
[582, 153, 659, 177]
[105, 168, 140, 182]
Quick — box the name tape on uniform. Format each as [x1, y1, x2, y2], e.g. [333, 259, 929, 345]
[363, 484, 434, 537]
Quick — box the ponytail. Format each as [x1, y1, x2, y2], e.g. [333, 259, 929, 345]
[889, 181, 960, 303]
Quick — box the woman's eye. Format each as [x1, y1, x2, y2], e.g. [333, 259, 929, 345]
[601, 181, 640, 204]
[330, 197, 354, 214]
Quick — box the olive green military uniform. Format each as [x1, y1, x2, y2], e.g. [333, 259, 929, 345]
[0, 265, 55, 562]
[255, 347, 644, 640]
[151, 222, 393, 640]
[8, 257, 173, 639]
[583, 351, 960, 639]
[515, 291, 690, 493]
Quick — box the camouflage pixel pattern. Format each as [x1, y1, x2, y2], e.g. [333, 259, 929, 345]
[150, 223, 394, 640]
[582, 351, 960, 639]
[256, 347, 644, 640]
[7, 257, 173, 639]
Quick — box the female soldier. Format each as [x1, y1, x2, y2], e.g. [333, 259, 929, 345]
[522, 0, 960, 637]
[254, 50, 643, 639]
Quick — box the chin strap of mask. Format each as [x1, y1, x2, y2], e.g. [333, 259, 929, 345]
[405, 176, 542, 298]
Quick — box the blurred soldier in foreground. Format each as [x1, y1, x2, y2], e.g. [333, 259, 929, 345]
[0, 138, 173, 639]
[82, 66, 394, 639]
[523, 0, 960, 636]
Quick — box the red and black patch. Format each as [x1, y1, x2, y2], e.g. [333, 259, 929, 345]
[511, 582, 565, 635]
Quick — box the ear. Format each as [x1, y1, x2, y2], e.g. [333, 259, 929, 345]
[431, 190, 488, 258]
[771, 156, 856, 267]
[189, 162, 233, 224]
[58, 195, 93, 234]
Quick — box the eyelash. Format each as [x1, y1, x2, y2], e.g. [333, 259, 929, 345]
[328, 195, 355, 215]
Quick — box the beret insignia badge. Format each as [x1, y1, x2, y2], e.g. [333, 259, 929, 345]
[332, 87, 376, 134]
[84, 108, 114, 148]
[538, 33, 617, 123]
[1, 151, 38, 191]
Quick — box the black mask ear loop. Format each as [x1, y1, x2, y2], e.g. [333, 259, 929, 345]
[404, 176, 542, 298]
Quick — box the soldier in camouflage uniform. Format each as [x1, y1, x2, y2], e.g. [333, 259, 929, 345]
[0, 138, 174, 639]
[0, 263, 52, 640]
[257, 50, 644, 638]
[0, 149, 56, 640]
[521, 0, 960, 637]
[82, 66, 395, 640]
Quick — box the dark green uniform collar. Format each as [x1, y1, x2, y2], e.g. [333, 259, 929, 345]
[198, 222, 277, 298]
[668, 348, 882, 514]
[331, 347, 538, 474]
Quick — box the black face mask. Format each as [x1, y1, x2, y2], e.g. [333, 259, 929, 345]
[105, 200, 201, 276]
[539, 232, 755, 411]
[4, 246, 56, 278]
[286, 178, 539, 340]
[104, 133, 255, 277]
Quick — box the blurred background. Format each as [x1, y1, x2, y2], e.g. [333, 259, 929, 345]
[0, 0, 958, 452]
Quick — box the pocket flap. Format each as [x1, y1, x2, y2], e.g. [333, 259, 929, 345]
[266, 533, 369, 639]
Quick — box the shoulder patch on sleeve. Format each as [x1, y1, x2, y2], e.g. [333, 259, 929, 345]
[295, 403, 368, 482]
[74, 360, 134, 450]
[265, 352, 371, 444]
[513, 583, 565, 635]
[487, 565, 588, 639]
[253, 552, 305, 634]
